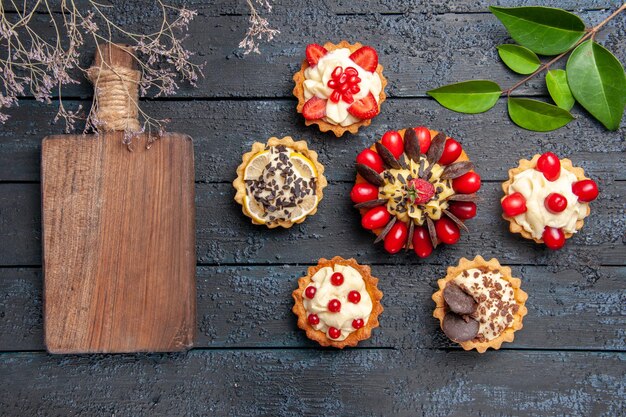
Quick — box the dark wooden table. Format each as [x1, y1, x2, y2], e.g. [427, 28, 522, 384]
[1, 1, 625, 415]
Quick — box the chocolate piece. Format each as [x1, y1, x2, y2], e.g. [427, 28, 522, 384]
[446, 193, 479, 202]
[443, 209, 469, 233]
[441, 161, 475, 179]
[375, 142, 402, 170]
[443, 282, 477, 315]
[442, 312, 479, 343]
[427, 132, 446, 165]
[353, 198, 388, 209]
[374, 216, 397, 243]
[426, 217, 438, 249]
[403, 128, 421, 162]
[405, 220, 415, 252]
[356, 163, 385, 186]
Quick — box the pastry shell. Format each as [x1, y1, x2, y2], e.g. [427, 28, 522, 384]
[293, 40, 388, 137]
[501, 154, 590, 244]
[233, 136, 327, 228]
[432, 256, 528, 353]
[292, 256, 384, 348]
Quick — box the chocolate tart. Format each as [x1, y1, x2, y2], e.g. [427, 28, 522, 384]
[292, 256, 384, 348]
[233, 136, 327, 228]
[432, 256, 528, 353]
[293, 41, 387, 137]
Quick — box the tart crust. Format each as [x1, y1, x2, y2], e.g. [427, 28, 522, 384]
[432, 256, 528, 353]
[501, 154, 590, 244]
[233, 136, 328, 229]
[355, 128, 472, 248]
[292, 256, 384, 348]
[293, 41, 388, 137]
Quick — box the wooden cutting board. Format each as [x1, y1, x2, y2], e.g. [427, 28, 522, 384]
[41, 44, 196, 353]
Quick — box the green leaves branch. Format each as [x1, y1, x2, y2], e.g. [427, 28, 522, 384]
[427, 4, 626, 132]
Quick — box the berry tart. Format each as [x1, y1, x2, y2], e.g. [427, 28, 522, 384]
[351, 127, 481, 257]
[501, 152, 599, 250]
[293, 41, 387, 137]
[292, 256, 384, 348]
[432, 256, 528, 353]
[233, 136, 327, 228]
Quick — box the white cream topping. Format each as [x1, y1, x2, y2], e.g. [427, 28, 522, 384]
[508, 168, 588, 239]
[303, 48, 382, 126]
[303, 264, 373, 341]
[454, 268, 517, 342]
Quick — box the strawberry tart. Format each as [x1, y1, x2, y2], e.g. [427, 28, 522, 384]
[293, 41, 387, 137]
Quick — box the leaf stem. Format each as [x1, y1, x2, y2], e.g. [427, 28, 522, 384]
[502, 2, 626, 96]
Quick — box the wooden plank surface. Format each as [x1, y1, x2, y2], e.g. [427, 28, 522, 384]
[0, 0, 624, 415]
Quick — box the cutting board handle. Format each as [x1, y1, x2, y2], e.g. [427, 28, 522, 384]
[87, 43, 141, 132]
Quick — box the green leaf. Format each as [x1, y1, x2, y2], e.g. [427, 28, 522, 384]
[566, 40, 626, 131]
[489, 6, 585, 55]
[427, 80, 501, 114]
[497, 44, 541, 74]
[508, 98, 574, 131]
[546, 69, 575, 110]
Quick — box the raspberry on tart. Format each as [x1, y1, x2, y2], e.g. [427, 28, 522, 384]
[501, 153, 599, 249]
[233, 137, 328, 228]
[292, 256, 384, 348]
[432, 256, 528, 353]
[351, 127, 481, 258]
[293, 41, 388, 137]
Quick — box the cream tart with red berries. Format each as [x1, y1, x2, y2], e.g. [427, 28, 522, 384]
[432, 256, 528, 353]
[501, 152, 599, 250]
[351, 127, 481, 258]
[292, 257, 383, 348]
[293, 41, 387, 137]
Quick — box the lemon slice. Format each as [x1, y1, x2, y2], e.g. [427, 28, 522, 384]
[244, 150, 270, 181]
[242, 195, 266, 224]
[289, 194, 319, 222]
[290, 152, 317, 179]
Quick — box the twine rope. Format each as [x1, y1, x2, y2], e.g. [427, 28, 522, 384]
[87, 65, 141, 132]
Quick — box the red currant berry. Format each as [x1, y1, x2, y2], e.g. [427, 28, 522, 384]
[352, 318, 364, 329]
[544, 193, 567, 213]
[348, 290, 361, 304]
[438, 138, 463, 165]
[452, 172, 481, 194]
[536, 152, 561, 181]
[308, 313, 319, 325]
[328, 299, 341, 313]
[572, 179, 599, 202]
[331, 272, 344, 286]
[328, 327, 342, 339]
[305, 286, 316, 299]
[501, 192, 527, 217]
[356, 148, 384, 173]
[542, 226, 565, 250]
[435, 217, 461, 245]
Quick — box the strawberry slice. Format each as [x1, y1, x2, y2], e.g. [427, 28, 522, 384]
[348, 93, 379, 120]
[306, 44, 328, 66]
[302, 96, 327, 120]
[349, 46, 378, 72]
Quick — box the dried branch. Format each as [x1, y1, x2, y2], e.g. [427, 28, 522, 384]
[239, 0, 279, 55]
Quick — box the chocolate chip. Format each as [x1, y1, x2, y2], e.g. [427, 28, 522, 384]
[443, 283, 477, 315]
[375, 142, 401, 170]
[356, 163, 385, 186]
[403, 128, 421, 162]
[442, 312, 479, 343]
[441, 161, 475, 180]
[354, 198, 388, 209]
[427, 132, 446, 165]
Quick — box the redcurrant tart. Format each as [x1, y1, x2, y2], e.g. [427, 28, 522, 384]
[353, 127, 479, 258]
[502, 154, 599, 249]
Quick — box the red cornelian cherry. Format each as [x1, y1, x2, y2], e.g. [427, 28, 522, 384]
[328, 299, 341, 313]
[544, 193, 567, 213]
[536, 152, 561, 181]
[308, 313, 320, 325]
[327, 65, 361, 104]
[329, 327, 342, 339]
[331, 272, 344, 286]
[305, 286, 316, 299]
[348, 290, 361, 304]
[572, 179, 599, 202]
[542, 226, 565, 250]
[356, 148, 384, 173]
[435, 217, 460, 244]
[352, 318, 364, 329]
[501, 192, 527, 217]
